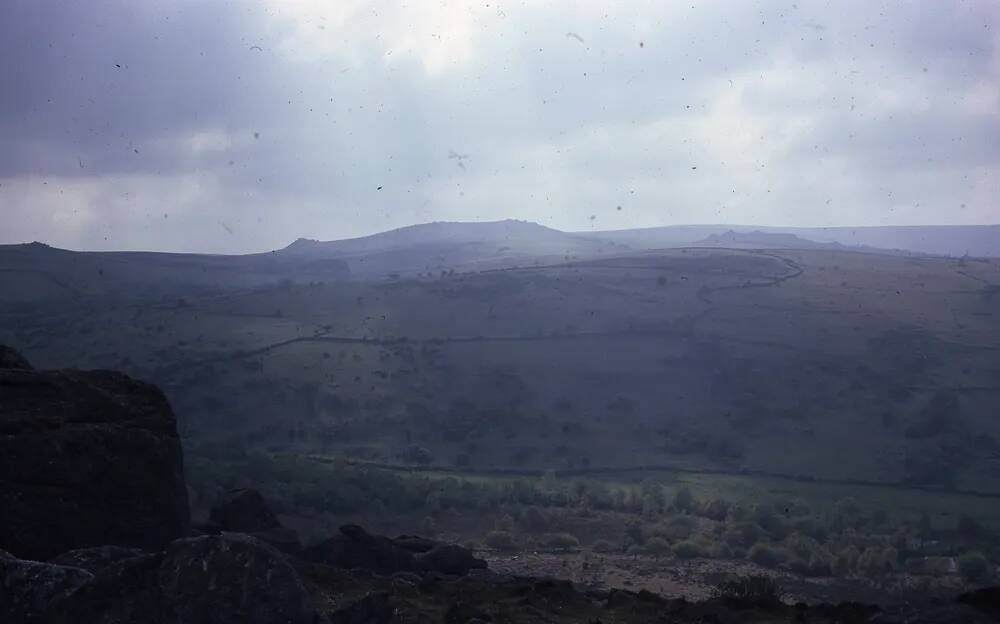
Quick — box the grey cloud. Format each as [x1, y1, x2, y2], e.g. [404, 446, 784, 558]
[0, 0, 997, 253]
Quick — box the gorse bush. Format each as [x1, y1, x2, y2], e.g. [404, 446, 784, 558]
[724, 521, 764, 548]
[644, 536, 672, 557]
[958, 551, 991, 582]
[540, 532, 579, 551]
[672, 539, 708, 559]
[748, 543, 787, 568]
[672, 486, 695, 512]
[856, 546, 899, 576]
[650, 514, 696, 541]
[484, 530, 518, 552]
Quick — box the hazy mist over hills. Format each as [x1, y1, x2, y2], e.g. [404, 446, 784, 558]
[5, 1, 1000, 615]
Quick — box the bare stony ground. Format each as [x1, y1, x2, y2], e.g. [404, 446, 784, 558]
[485, 551, 972, 606]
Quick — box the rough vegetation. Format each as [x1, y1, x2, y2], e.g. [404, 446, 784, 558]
[2, 348, 1000, 622]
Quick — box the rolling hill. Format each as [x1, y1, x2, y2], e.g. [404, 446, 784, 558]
[585, 224, 1000, 258]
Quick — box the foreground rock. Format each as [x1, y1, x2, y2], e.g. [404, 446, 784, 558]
[1, 549, 93, 624]
[51, 533, 315, 624]
[208, 488, 301, 554]
[0, 345, 32, 369]
[414, 543, 488, 576]
[0, 347, 189, 560]
[301, 524, 486, 576]
[210, 488, 282, 532]
[48, 545, 147, 574]
[302, 524, 416, 574]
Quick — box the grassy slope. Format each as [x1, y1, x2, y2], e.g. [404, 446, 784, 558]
[3, 247, 1000, 496]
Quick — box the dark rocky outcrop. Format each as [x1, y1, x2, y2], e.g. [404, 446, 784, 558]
[327, 591, 396, 624]
[301, 525, 485, 577]
[392, 534, 439, 554]
[0, 348, 189, 560]
[209, 488, 281, 532]
[869, 603, 995, 624]
[52, 533, 316, 624]
[48, 545, 147, 574]
[414, 544, 487, 576]
[1, 549, 93, 624]
[302, 524, 416, 574]
[958, 586, 1000, 619]
[208, 488, 301, 554]
[0, 345, 32, 370]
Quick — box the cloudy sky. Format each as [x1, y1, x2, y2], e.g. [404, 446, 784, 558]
[1, 0, 997, 253]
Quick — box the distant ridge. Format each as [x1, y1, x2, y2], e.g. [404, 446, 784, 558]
[582, 223, 1000, 258]
[281, 219, 585, 256]
[5, 220, 999, 259]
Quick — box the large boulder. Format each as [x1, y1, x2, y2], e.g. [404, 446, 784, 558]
[48, 545, 147, 574]
[0, 348, 190, 560]
[52, 533, 316, 624]
[210, 488, 281, 533]
[208, 488, 301, 554]
[302, 526, 487, 577]
[302, 525, 415, 574]
[1, 549, 94, 623]
[392, 535, 439, 554]
[414, 544, 487, 576]
[0, 345, 32, 370]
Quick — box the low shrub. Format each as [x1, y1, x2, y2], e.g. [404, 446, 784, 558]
[652, 515, 696, 541]
[672, 539, 708, 559]
[700, 498, 730, 521]
[712, 574, 784, 607]
[748, 542, 787, 568]
[723, 521, 764, 548]
[541, 532, 580, 551]
[857, 546, 899, 576]
[958, 551, 992, 582]
[484, 530, 518, 552]
[645, 536, 672, 557]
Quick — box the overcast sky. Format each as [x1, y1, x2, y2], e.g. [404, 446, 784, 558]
[1, 1, 997, 253]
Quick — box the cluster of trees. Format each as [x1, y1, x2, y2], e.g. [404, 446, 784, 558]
[186, 451, 998, 583]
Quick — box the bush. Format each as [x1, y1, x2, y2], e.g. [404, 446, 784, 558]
[724, 522, 764, 548]
[957, 516, 986, 541]
[624, 520, 645, 546]
[645, 537, 672, 557]
[484, 530, 518, 552]
[833, 545, 861, 576]
[748, 543, 787, 569]
[711, 542, 734, 559]
[700, 498, 730, 521]
[652, 515, 696, 541]
[857, 546, 899, 576]
[672, 486, 695, 512]
[751, 505, 789, 540]
[785, 533, 822, 562]
[958, 551, 992, 582]
[905, 556, 957, 577]
[789, 515, 828, 542]
[672, 539, 708, 559]
[712, 574, 784, 607]
[592, 539, 616, 554]
[401, 445, 433, 465]
[787, 554, 832, 577]
[520, 506, 550, 532]
[420, 516, 437, 537]
[541, 532, 580, 551]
